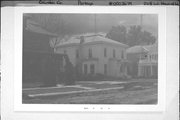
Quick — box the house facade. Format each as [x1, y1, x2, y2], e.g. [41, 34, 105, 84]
[126, 42, 158, 78]
[55, 34, 129, 78]
[138, 44, 158, 78]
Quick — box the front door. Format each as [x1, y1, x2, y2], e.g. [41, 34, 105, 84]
[90, 64, 95, 74]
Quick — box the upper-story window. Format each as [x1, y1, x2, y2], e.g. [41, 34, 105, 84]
[152, 54, 158, 61]
[104, 48, 107, 57]
[141, 54, 147, 60]
[153, 55, 155, 60]
[76, 49, 79, 58]
[89, 48, 92, 58]
[113, 49, 116, 58]
[155, 54, 158, 60]
[149, 55, 152, 61]
[145, 54, 147, 58]
[64, 50, 67, 54]
[121, 50, 124, 59]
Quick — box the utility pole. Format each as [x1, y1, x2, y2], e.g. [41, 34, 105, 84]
[94, 14, 97, 35]
[140, 14, 143, 28]
[61, 15, 64, 38]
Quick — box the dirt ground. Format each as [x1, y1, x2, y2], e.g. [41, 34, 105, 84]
[23, 79, 157, 104]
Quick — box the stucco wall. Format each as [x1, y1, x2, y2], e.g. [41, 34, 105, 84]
[56, 42, 127, 77]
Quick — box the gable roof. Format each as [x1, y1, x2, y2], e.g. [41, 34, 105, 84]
[126, 44, 158, 54]
[126, 45, 148, 54]
[143, 44, 158, 53]
[55, 33, 128, 48]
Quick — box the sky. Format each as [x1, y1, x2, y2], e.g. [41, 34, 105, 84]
[25, 14, 158, 37]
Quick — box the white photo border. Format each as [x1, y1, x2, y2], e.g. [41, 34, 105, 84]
[14, 6, 166, 112]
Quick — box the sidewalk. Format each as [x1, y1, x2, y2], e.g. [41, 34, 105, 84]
[23, 79, 157, 99]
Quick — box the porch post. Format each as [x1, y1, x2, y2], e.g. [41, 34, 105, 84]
[150, 65, 153, 77]
[138, 64, 141, 77]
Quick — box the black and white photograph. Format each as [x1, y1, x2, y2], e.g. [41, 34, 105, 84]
[22, 13, 158, 105]
[2, 5, 179, 120]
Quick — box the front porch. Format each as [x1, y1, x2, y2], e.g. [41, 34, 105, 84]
[138, 63, 158, 78]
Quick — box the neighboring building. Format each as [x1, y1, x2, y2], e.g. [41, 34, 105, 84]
[23, 17, 64, 85]
[126, 43, 158, 78]
[138, 44, 158, 78]
[55, 33, 129, 78]
[23, 18, 57, 53]
[126, 46, 147, 78]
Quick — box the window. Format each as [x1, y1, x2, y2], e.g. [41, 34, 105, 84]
[104, 64, 107, 75]
[84, 64, 88, 74]
[149, 55, 151, 61]
[153, 55, 155, 60]
[64, 50, 67, 54]
[76, 49, 79, 58]
[143, 54, 147, 59]
[89, 48, 92, 58]
[104, 48, 107, 57]
[121, 50, 124, 59]
[90, 64, 95, 74]
[120, 64, 124, 73]
[113, 49, 116, 58]
[155, 54, 158, 60]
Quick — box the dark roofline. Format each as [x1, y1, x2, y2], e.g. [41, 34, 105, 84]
[55, 41, 128, 49]
[56, 35, 129, 48]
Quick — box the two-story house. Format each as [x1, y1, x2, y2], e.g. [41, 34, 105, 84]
[55, 33, 129, 78]
[138, 44, 158, 78]
[126, 42, 158, 78]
